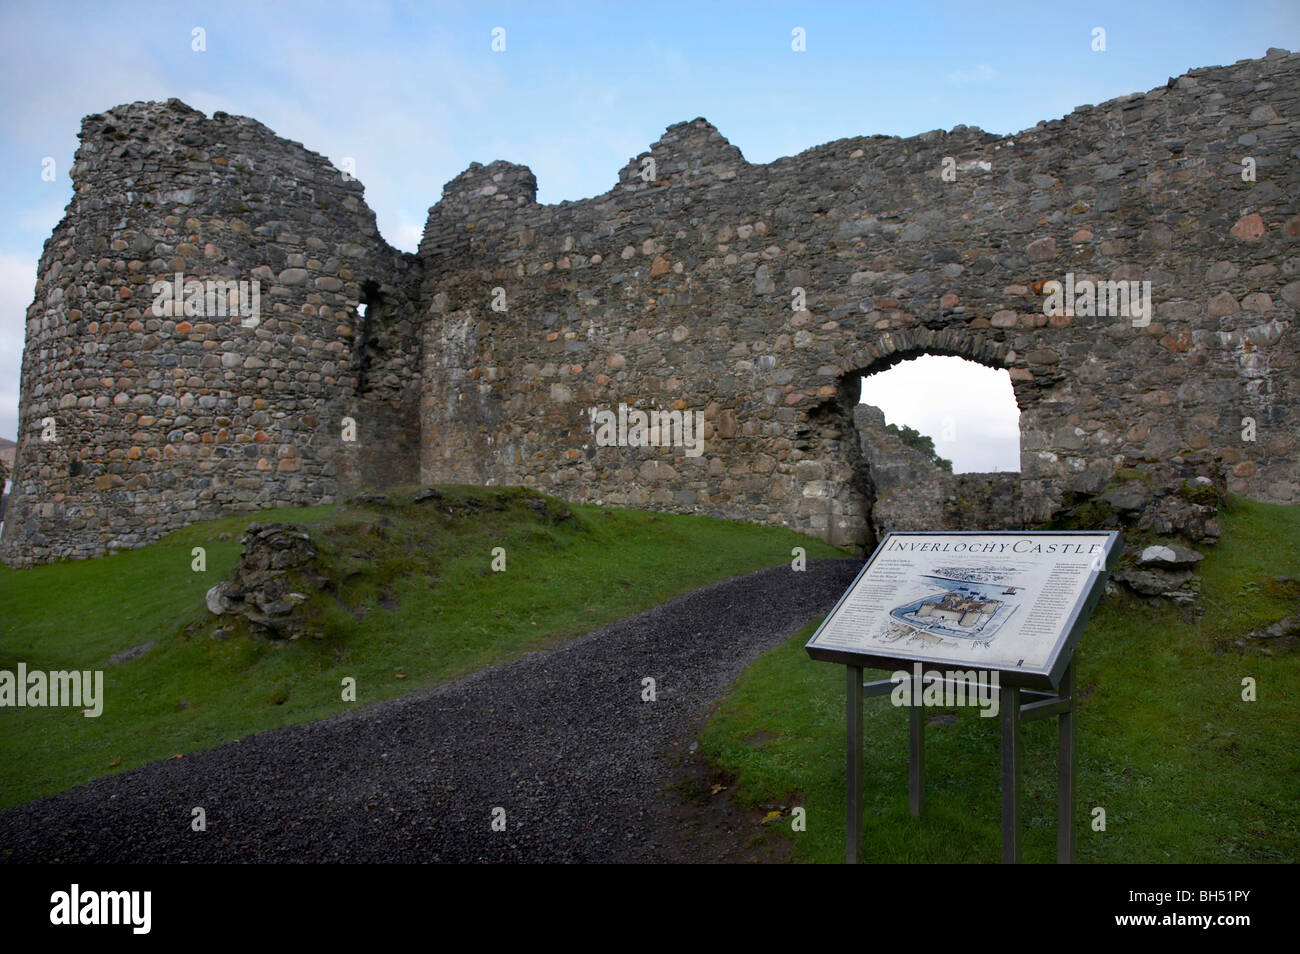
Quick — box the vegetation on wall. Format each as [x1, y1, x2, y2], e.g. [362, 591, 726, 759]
[885, 422, 953, 472]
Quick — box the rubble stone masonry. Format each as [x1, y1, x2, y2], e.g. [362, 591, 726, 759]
[2, 49, 1297, 566]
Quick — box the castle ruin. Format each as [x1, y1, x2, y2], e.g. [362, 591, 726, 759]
[2, 49, 1297, 568]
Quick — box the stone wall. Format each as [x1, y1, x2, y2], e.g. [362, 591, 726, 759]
[3, 49, 1298, 567]
[0, 445, 9, 523]
[1, 100, 420, 565]
[947, 472, 1024, 533]
[854, 403, 1023, 543]
[416, 49, 1298, 553]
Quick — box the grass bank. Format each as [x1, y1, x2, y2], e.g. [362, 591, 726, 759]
[0, 485, 846, 810]
[696, 496, 1299, 863]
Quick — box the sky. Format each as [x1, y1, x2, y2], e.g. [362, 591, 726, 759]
[0, 0, 1297, 451]
[861, 357, 1020, 473]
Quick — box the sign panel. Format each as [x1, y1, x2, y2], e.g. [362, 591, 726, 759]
[806, 531, 1122, 688]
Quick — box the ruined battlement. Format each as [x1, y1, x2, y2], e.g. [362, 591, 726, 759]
[3, 49, 1297, 567]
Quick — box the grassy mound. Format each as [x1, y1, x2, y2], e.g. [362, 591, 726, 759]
[0, 485, 845, 811]
[696, 495, 1300, 863]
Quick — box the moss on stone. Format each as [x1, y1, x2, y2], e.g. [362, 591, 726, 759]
[1177, 480, 1222, 507]
[1112, 467, 1153, 484]
[1039, 498, 1120, 531]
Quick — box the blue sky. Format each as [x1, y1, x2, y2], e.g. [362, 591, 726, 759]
[1, 1, 1297, 455]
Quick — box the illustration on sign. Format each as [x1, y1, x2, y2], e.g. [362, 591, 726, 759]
[884, 565, 1027, 647]
[809, 532, 1118, 678]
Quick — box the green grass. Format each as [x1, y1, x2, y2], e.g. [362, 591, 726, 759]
[697, 495, 1300, 863]
[0, 484, 845, 811]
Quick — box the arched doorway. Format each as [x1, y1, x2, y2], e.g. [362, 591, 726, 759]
[812, 329, 1034, 554]
[856, 353, 1024, 545]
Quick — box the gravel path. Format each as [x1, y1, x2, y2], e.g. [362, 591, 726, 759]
[0, 558, 862, 863]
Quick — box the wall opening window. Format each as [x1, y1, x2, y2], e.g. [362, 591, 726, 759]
[354, 280, 383, 395]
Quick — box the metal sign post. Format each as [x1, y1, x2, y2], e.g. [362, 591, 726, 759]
[1057, 660, 1076, 864]
[843, 658, 1079, 864]
[1001, 682, 1021, 863]
[810, 530, 1119, 865]
[845, 666, 862, 864]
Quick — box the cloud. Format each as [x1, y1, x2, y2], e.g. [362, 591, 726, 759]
[860, 355, 1020, 473]
[947, 63, 998, 85]
[18, 199, 70, 237]
[0, 251, 37, 441]
[0, 8, 499, 255]
[393, 222, 424, 254]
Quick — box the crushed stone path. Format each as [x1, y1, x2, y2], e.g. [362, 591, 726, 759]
[0, 558, 862, 863]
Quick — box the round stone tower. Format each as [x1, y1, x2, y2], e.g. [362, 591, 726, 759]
[0, 99, 421, 566]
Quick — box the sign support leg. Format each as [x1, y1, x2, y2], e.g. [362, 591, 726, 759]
[846, 665, 863, 864]
[1000, 683, 1021, 864]
[1057, 660, 1076, 864]
[909, 675, 924, 817]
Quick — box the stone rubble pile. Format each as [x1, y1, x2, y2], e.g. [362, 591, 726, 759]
[205, 522, 324, 639]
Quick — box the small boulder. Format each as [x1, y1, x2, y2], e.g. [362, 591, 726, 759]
[107, 640, 156, 666]
[1113, 567, 1195, 596]
[1137, 543, 1204, 569]
[1099, 488, 1148, 512]
[206, 580, 235, 615]
[347, 493, 391, 507]
[1247, 616, 1299, 641]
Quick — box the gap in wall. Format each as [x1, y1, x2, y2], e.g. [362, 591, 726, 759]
[859, 354, 1021, 475]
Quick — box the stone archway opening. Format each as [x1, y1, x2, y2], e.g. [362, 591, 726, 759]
[832, 345, 1029, 553]
[860, 353, 1021, 475]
